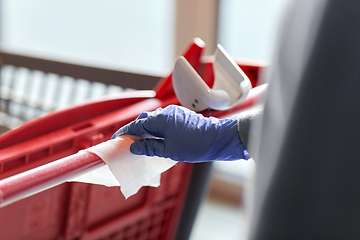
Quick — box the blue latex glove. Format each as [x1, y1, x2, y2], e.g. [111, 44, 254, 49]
[112, 105, 249, 163]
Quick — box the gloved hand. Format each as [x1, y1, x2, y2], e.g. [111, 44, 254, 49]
[112, 105, 249, 163]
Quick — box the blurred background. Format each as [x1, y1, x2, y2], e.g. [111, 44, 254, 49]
[0, 0, 288, 239]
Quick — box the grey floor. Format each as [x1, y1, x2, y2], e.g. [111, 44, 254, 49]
[190, 198, 247, 240]
[189, 159, 255, 240]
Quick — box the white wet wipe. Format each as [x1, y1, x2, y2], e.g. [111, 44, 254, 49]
[70, 135, 177, 198]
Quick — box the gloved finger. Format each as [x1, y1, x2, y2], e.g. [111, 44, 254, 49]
[136, 112, 148, 120]
[137, 107, 164, 120]
[128, 118, 161, 136]
[111, 127, 123, 139]
[111, 121, 135, 139]
[110, 120, 147, 139]
[112, 107, 165, 139]
[130, 138, 170, 159]
[111, 111, 167, 140]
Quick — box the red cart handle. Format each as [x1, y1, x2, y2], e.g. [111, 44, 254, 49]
[0, 151, 104, 207]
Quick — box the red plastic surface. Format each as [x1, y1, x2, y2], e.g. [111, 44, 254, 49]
[0, 151, 104, 207]
[0, 38, 265, 240]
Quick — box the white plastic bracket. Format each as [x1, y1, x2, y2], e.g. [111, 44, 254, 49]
[172, 44, 252, 111]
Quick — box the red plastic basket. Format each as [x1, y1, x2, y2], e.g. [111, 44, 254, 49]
[0, 93, 193, 240]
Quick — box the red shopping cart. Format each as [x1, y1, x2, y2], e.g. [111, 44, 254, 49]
[0, 39, 264, 240]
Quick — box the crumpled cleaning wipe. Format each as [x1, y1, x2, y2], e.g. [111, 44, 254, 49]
[70, 135, 177, 199]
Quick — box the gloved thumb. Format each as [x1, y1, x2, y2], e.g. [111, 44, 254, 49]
[130, 138, 168, 158]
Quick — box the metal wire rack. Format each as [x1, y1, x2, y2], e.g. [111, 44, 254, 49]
[0, 51, 161, 134]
